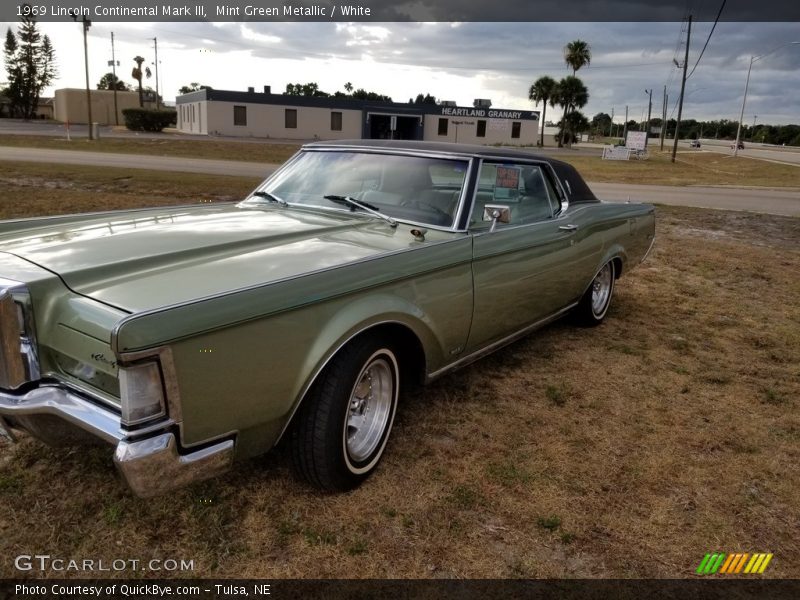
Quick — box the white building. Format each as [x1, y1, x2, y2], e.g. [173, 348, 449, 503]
[176, 87, 540, 146]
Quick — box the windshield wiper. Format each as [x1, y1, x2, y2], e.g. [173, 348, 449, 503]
[250, 190, 288, 207]
[323, 195, 397, 228]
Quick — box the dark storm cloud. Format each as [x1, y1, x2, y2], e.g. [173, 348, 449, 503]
[31, 19, 797, 124]
[133, 20, 799, 121]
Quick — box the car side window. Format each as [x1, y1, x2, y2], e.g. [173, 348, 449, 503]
[470, 162, 554, 229]
[540, 168, 562, 215]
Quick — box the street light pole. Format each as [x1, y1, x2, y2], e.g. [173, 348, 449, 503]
[71, 11, 93, 139]
[644, 88, 652, 148]
[734, 41, 799, 157]
[622, 105, 628, 142]
[671, 15, 692, 164]
[110, 32, 119, 126]
[152, 37, 160, 109]
[659, 86, 667, 151]
[733, 56, 753, 157]
[609, 107, 614, 138]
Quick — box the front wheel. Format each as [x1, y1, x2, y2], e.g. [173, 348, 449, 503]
[574, 261, 616, 326]
[290, 335, 400, 491]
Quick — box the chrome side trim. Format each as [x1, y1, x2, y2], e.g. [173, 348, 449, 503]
[427, 302, 578, 380]
[641, 230, 657, 264]
[0, 385, 124, 444]
[114, 433, 234, 498]
[544, 163, 570, 215]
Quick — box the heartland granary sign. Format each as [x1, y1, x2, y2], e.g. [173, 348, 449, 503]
[439, 107, 539, 120]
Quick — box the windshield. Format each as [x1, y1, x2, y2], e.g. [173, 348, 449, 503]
[246, 150, 470, 228]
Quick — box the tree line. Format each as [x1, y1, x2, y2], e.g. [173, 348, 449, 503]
[587, 112, 800, 146]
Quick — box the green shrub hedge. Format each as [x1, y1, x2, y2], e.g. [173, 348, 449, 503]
[122, 108, 177, 132]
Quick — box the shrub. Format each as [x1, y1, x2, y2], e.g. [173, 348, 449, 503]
[122, 108, 177, 132]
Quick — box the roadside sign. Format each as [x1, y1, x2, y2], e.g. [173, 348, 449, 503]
[390, 115, 397, 131]
[602, 146, 631, 160]
[626, 131, 647, 150]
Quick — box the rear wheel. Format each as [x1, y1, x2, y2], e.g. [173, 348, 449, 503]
[575, 261, 615, 326]
[290, 335, 399, 491]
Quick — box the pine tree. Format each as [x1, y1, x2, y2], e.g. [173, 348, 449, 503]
[4, 12, 57, 119]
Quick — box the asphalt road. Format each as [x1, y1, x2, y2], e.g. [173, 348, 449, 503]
[678, 139, 800, 166]
[0, 146, 274, 179]
[1, 145, 798, 217]
[588, 182, 800, 217]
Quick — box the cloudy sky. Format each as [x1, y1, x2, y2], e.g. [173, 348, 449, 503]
[3, 20, 799, 125]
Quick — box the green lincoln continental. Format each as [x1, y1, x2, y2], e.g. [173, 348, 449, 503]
[0, 140, 654, 497]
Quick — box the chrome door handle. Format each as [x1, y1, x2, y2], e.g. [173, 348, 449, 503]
[559, 224, 578, 231]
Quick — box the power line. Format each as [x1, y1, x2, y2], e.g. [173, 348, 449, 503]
[686, 0, 727, 80]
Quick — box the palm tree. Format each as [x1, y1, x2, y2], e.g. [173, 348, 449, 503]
[528, 76, 558, 147]
[563, 39, 591, 76]
[344, 82, 353, 93]
[131, 56, 152, 107]
[555, 76, 589, 146]
[559, 40, 591, 145]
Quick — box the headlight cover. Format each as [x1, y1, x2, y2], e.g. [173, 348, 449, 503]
[119, 361, 166, 427]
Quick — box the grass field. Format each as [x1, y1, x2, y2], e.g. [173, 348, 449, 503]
[0, 162, 261, 220]
[0, 134, 300, 165]
[567, 150, 800, 187]
[0, 163, 798, 578]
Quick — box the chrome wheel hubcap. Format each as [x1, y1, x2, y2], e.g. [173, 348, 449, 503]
[346, 356, 393, 463]
[591, 264, 613, 316]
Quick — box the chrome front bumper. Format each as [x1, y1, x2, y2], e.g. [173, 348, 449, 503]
[0, 385, 234, 498]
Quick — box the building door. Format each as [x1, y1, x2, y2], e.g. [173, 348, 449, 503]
[367, 114, 421, 140]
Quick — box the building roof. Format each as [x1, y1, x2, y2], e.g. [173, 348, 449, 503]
[176, 88, 539, 121]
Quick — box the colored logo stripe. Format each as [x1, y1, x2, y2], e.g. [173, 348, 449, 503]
[697, 553, 726, 574]
[698, 553, 773, 575]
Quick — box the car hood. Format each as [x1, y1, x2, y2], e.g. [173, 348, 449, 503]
[0, 204, 419, 313]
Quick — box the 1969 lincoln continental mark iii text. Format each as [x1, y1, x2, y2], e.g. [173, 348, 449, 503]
[0, 140, 655, 497]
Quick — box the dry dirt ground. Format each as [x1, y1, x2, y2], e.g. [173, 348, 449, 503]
[0, 165, 798, 579]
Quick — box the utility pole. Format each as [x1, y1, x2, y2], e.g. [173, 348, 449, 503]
[609, 107, 614, 138]
[671, 15, 692, 163]
[622, 105, 628, 143]
[152, 37, 160, 109]
[751, 114, 757, 141]
[659, 86, 667, 151]
[71, 11, 93, 139]
[644, 88, 653, 148]
[110, 32, 119, 125]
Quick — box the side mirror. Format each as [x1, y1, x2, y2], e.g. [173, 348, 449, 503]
[483, 204, 511, 233]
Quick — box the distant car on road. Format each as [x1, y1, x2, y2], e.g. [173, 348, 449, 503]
[731, 141, 745, 150]
[690, 140, 701, 148]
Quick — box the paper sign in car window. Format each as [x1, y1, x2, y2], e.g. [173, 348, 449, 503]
[495, 166, 521, 200]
